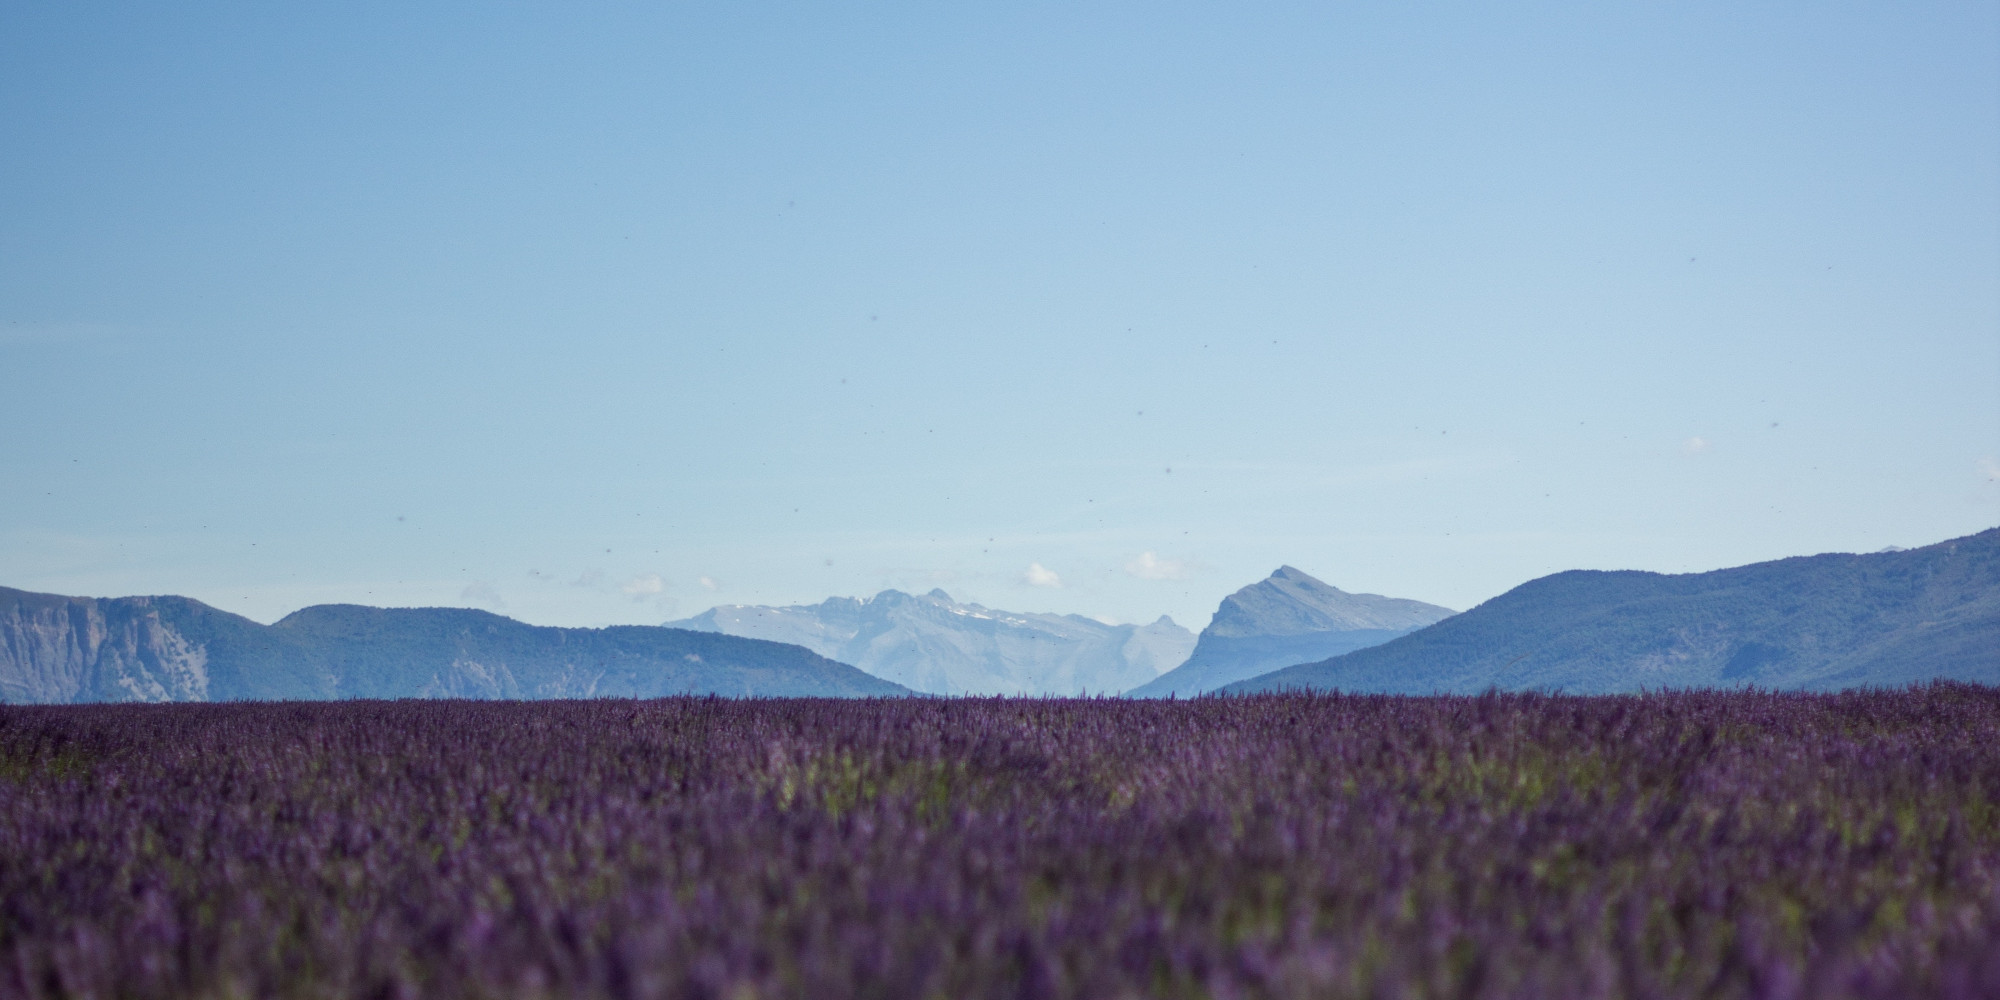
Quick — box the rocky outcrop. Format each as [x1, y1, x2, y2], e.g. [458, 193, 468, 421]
[0, 587, 910, 703]
[0, 591, 212, 703]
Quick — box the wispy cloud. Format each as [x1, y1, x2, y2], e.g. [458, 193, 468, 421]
[1681, 437, 1710, 455]
[1023, 563, 1062, 588]
[699, 575, 721, 591]
[1979, 457, 2000, 482]
[573, 568, 606, 588]
[1124, 551, 1195, 580]
[460, 581, 505, 609]
[621, 574, 665, 599]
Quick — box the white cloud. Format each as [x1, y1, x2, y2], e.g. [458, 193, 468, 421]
[459, 581, 505, 609]
[1125, 551, 1194, 580]
[1023, 562, 1062, 588]
[621, 574, 665, 599]
[699, 575, 721, 591]
[1681, 436, 1710, 455]
[1980, 457, 2000, 482]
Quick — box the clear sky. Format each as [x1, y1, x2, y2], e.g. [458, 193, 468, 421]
[3, 2, 1996, 632]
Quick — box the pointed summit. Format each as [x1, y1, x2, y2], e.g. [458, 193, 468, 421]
[1224, 527, 2000, 695]
[1206, 566, 1450, 639]
[1126, 568, 1455, 697]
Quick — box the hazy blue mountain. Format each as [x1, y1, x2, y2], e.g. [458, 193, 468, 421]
[1224, 528, 2000, 695]
[0, 587, 908, 703]
[670, 589, 1195, 695]
[1125, 567, 1457, 697]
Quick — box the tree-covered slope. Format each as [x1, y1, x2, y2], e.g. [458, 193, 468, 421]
[274, 604, 908, 699]
[0, 588, 908, 703]
[1224, 529, 1999, 695]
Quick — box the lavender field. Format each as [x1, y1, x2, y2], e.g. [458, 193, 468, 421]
[3, 687, 1998, 999]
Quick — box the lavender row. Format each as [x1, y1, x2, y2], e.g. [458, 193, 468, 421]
[2, 686, 1997, 998]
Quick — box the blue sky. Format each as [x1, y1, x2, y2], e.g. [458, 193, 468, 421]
[3, 2, 1996, 630]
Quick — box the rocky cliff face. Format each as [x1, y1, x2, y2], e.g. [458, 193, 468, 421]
[1126, 568, 1456, 697]
[671, 590, 1196, 696]
[0, 587, 910, 703]
[1, 590, 215, 703]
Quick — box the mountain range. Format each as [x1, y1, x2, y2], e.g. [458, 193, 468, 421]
[669, 589, 1194, 695]
[0, 589, 908, 704]
[1225, 528, 1999, 695]
[6, 528, 1994, 704]
[1126, 567, 1456, 697]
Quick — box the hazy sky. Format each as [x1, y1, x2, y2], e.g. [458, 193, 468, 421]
[4, 2, 1997, 631]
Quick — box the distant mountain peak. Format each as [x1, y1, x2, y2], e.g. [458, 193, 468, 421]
[1125, 569, 1455, 698]
[670, 590, 1195, 695]
[1207, 567, 1453, 639]
[1222, 527, 2000, 696]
